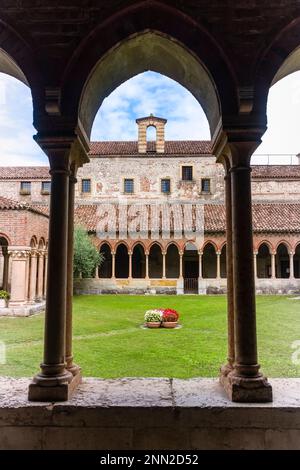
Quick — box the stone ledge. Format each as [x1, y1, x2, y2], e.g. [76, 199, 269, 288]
[0, 377, 300, 449]
[0, 301, 45, 317]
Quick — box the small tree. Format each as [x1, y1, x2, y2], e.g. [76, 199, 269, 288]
[73, 226, 103, 278]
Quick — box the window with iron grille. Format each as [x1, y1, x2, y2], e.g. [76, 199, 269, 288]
[201, 178, 211, 193]
[124, 178, 134, 194]
[20, 181, 31, 194]
[182, 166, 193, 181]
[41, 181, 51, 194]
[81, 179, 91, 193]
[161, 178, 171, 194]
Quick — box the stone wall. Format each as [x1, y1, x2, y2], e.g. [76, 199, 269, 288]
[1, 377, 300, 450]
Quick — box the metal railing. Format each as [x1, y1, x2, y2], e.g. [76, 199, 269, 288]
[251, 154, 300, 165]
[184, 278, 198, 293]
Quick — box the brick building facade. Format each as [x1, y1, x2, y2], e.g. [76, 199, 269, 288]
[0, 115, 300, 307]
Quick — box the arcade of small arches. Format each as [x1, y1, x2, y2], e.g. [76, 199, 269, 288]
[96, 240, 300, 287]
[0, 235, 48, 306]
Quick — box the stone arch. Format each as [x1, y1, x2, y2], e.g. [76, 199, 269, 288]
[0, 19, 43, 115]
[256, 239, 274, 253]
[254, 17, 300, 115]
[62, 2, 238, 137]
[132, 244, 146, 279]
[166, 243, 179, 279]
[99, 243, 112, 279]
[202, 242, 217, 278]
[275, 242, 290, 279]
[115, 243, 129, 279]
[149, 243, 163, 279]
[257, 243, 271, 279]
[293, 243, 300, 279]
[183, 242, 199, 279]
[30, 236, 38, 248]
[38, 237, 45, 249]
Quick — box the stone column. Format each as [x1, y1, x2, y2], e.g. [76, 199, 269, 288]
[289, 252, 294, 279]
[179, 251, 183, 279]
[253, 252, 258, 279]
[37, 251, 44, 301]
[225, 142, 272, 402]
[2, 250, 9, 292]
[128, 251, 132, 279]
[43, 252, 48, 298]
[162, 251, 166, 279]
[7, 249, 30, 305]
[111, 252, 116, 279]
[29, 141, 74, 401]
[145, 252, 149, 280]
[216, 251, 221, 279]
[198, 252, 202, 279]
[271, 252, 276, 279]
[66, 165, 81, 377]
[220, 170, 235, 378]
[28, 250, 38, 303]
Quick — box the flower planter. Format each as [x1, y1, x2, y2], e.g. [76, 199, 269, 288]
[162, 321, 178, 328]
[145, 321, 161, 328]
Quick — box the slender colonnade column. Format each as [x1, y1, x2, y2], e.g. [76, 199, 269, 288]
[29, 141, 74, 401]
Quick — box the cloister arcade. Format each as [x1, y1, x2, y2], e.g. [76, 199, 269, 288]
[1, 1, 300, 408]
[97, 239, 300, 289]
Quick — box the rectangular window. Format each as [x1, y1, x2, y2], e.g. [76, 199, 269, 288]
[81, 179, 91, 193]
[201, 178, 211, 193]
[41, 181, 51, 194]
[20, 181, 31, 194]
[161, 178, 171, 194]
[182, 166, 193, 181]
[124, 178, 134, 194]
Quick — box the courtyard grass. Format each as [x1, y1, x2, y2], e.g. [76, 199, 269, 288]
[0, 295, 299, 378]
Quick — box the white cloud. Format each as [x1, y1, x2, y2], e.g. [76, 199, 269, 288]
[1, 69, 300, 166]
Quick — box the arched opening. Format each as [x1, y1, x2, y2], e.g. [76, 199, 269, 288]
[257, 244, 272, 279]
[220, 245, 227, 278]
[275, 243, 290, 278]
[147, 125, 156, 142]
[0, 236, 9, 291]
[294, 244, 300, 279]
[149, 244, 163, 279]
[166, 244, 179, 279]
[132, 244, 146, 279]
[183, 242, 198, 293]
[202, 243, 217, 278]
[115, 243, 129, 279]
[99, 243, 112, 278]
[78, 31, 221, 140]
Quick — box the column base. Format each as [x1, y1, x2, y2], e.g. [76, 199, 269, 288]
[220, 369, 273, 403]
[28, 370, 82, 402]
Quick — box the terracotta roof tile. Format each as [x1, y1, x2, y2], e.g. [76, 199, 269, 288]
[74, 203, 300, 234]
[89, 141, 212, 155]
[252, 165, 300, 179]
[0, 196, 48, 217]
[0, 167, 50, 180]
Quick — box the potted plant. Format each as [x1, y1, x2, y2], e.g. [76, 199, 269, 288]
[161, 308, 179, 328]
[144, 309, 163, 328]
[0, 290, 10, 308]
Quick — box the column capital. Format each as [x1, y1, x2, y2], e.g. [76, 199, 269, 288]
[8, 249, 30, 259]
[30, 249, 39, 258]
[289, 251, 295, 256]
[216, 251, 221, 256]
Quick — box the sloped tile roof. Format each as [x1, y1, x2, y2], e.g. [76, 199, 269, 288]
[0, 196, 48, 217]
[252, 165, 300, 179]
[89, 141, 212, 155]
[73, 203, 300, 234]
[0, 167, 50, 180]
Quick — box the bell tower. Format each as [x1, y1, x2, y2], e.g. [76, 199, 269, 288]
[136, 114, 167, 153]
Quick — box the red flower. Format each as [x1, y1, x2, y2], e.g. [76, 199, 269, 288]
[162, 309, 179, 322]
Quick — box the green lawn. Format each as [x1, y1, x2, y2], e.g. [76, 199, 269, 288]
[0, 295, 299, 378]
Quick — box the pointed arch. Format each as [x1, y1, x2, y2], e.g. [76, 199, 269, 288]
[149, 243, 163, 278]
[132, 243, 146, 279]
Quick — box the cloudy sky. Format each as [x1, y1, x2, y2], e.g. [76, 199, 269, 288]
[0, 70, 300, 166]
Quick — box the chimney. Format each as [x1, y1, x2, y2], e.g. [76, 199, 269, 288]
[136, 114, 167, 153]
